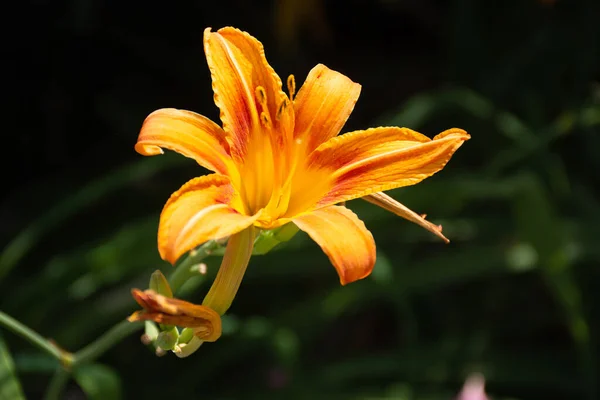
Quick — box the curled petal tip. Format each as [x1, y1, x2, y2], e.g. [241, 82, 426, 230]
[135, 108, 232, 174]
[435, 127, 470, 140]
[134, 143, 164, 156]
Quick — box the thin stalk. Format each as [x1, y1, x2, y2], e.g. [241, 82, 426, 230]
[44, 368, 70, 400]
[169, 240, 220, 293]
[0, 310, 71, 365]
[73, 320, 143, 366]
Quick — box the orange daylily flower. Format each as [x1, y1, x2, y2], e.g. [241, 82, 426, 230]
[128, 289, 221, 342]
[136, 27, 469, 286]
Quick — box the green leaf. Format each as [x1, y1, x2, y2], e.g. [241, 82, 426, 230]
[73, 363, 122, 400]
[0, 334, 25, 400]
[13, 353, 57, 374]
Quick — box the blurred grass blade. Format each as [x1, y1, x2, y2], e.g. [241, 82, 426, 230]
[0, 334, 26, 400]
[382, 87, 537, 147]
[0, 155, 185, 282]
[512, 173, 595, 400]
[14, 353, 57, 374]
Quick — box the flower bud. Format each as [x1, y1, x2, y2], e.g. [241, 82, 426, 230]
[149, 270, 173, 298]
[173, 336, 203, 358]
[177, 327, 195, 345]
[155, 326, 179, 351]
[142, 321, 160, 345]
[128, 289, 222, 342]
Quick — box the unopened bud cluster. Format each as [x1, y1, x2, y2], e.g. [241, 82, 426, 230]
[137, 270, 204, 358]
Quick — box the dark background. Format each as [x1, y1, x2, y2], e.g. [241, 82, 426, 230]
[2, 0, 599, 399]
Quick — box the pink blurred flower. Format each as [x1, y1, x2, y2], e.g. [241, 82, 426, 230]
[456, 373, 489, 400]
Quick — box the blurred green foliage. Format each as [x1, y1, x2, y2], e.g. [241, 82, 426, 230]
[2, 0, 599, 399]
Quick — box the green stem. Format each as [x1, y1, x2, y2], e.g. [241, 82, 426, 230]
[41, 240, 220, 398]
[0, 240, 220, 399]
[73, 320, 143, 366]
[168, 240, 220, 293]
[0, 310, 71, 365]
[41, 321, 144, 399]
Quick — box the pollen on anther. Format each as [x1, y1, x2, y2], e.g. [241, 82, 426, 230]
[260, 111, 272, 128]
[276, 98, 288, 121]
[287, 75, 296, 100]
[255, 86, 268, 110]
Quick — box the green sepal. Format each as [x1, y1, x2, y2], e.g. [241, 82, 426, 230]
[253, 223, 300, 255]
[273, 222, 299, 242]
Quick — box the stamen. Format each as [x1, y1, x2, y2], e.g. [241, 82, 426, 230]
[255, 86, 268, 110]
[260, 111, 271, 128]
[255, 86, 272, 128]
[276, 98, 288, 121]
[287, 74, 296, 100]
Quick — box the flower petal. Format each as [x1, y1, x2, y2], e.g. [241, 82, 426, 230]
[158, 174, 258, 264]
[363, 192, 449, 243]
[293, 64, 361, 153]
[310, 127, 470, 206]
[293, 205, 375, 285]
[204, 27, 291, 160]
[135, 108, 233, 176]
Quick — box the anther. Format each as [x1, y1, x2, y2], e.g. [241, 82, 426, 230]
[276, 98, 288, 121]
[287, 75, 296, 100]
[255, 86, 268, 110]
[260, 111, 272, 128]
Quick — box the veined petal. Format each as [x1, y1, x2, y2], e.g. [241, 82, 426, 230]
[293, 205, 375, 285]
[204, 27, 292, 159]
[158, 174, 258, 264]
[293, 64, 361, 153]
[135, 108, 233, 176]
[311, 127, 470, 206]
